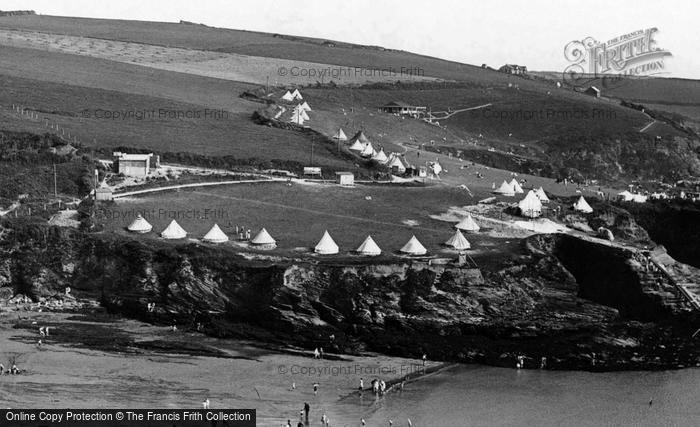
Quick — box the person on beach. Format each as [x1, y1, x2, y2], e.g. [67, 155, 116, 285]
[202, 398, 210, 409]
[319, 347, 324, 359]
[291, 382, 296, 391]
[321, 412, 327, 425]
[313, 382, 319, 395]
[540, 357, 547, 369]
[389, 420, 393, 426]
[361, 418, 366, 426]
[303, 402, 309, 420]
[37, 339, 42, 348]
[314, 348, 320, 359]
[0, 363, 4, 375]
[296, 422, 304, 427]
[11, 364, 18, 375]
[422, 354, 427, 366]
[359, 378, 364, 391]
[285, 419, 291, 427]
[299, 409, 304, 422]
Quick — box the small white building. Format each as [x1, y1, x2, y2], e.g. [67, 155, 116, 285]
[113, 152, 154, 177]
[335, 172, 354, 186]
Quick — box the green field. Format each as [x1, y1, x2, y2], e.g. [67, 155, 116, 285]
[97, 181, 512, 260]
[0, 54, 354, 170]
[0, 15, 566, 91]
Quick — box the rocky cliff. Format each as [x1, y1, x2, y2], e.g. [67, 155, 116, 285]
[1, 218, 698, 370]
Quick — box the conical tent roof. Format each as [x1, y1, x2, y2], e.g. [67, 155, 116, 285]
[510, 178, 524, 193]
[360, 142, 375, 157]
[291, 89, 303, 100]
[292, 105, 310, 120]
[356, 235, 381, 256]
[300, 101, 312, 111]
[573, 196, 593, 213]
[535, 187, 550, 203]
[314, 230, 339, 254]
[333, 128, 347, 141]
[494, 180, 515, 196]
[202, 223, 229, 243]
[349, 140, 364, 151]
[160, 219, 187, 239]
[445, 229, 471, 250]
[518, 190, 542, 218]
[127, 214, 152, 233]
[289, 110, 306, 125]
[251, 228, 276, 247]
[372, 149, 388, 163]
[387, 154, 406, 172]
[350, 131, 370, 144]
[400, 235, 427, 255]
[455, 213, 480, 231]
[281, 91, 294, 101]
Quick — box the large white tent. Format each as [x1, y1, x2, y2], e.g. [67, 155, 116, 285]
[127, 214, 152, 233]
[510, 178, 524, 194]
[349, 140, 364, 151]
[445, 229, 471, 250]
[573, 196, 593, 213]
[160, 220, 187, 239]
[518, 190, 543, 218]
[314, 230, 339, 254]
[372, 148, 388, 163]
[202, 224, 229, 243]
[250, 228, 277, 249]
[289, 110, 306, 125]
[386, 153, 407, 173]
[293, 105, 310, 121]
[494, 180, 515, 196]
[534, 187, 550, 203]
[360, 142, 376, 157]
[333, 128, 348, 141]
[281, 91, 294, 101]
[356, 235, 381, 256]
[400, 235, 427, 255]
[455, 213, 480, 232]
[291, 89, 303, 100]
[300, 101, 312, 112]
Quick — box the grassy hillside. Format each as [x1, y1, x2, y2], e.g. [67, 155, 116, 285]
[0, 47, 364, 171]
[0, 15, 561, 90]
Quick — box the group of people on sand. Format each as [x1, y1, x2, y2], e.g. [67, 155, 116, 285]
[284, 402, 333, 427]
[313, 347, 324, 359]
[0, 362, 20, 375]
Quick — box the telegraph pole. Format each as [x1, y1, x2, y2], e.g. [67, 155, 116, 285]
[53, 164, 57, 198]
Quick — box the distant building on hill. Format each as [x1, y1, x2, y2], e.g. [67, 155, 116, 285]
[499, 64, 528, 75]
[113, 152, 155, 177]
[381, 101, 427, 118]
[584, 86, 601, 98]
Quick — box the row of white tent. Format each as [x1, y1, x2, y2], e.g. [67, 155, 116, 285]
[281, 89, 304, 102]
[337, 129, 411, 169]
[127, 213, 483, 255]
[515, 189, 592, 217]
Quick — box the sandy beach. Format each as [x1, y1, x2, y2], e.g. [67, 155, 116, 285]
[0, 300, 443, 426]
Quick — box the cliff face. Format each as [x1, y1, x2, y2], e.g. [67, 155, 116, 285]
[0, 220, 698, 370]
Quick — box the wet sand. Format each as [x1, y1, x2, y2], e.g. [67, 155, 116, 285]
[0, 302, 441, 426]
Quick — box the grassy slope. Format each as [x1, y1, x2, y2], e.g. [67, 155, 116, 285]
[0, 47, 355, 169]
[0, 15, 564, 90]
[98, 181, 509, 258]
